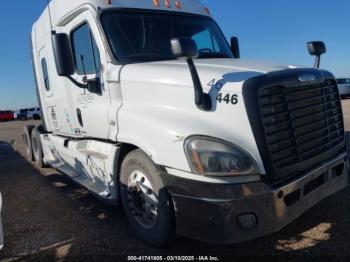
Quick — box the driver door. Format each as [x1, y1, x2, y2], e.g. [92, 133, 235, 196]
[63, 10, 111, 139]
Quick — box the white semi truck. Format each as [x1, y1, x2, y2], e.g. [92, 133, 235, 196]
[26, 0, 348, 246]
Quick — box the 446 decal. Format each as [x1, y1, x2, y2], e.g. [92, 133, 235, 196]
[207, 79, 239, 105]
[216, 93, 238, 105]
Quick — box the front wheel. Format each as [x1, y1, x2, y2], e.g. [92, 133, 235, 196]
[120, 149, 175, 247]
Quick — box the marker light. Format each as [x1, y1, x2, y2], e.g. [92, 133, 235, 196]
[204, 7, 211, 15]
[153, 0, 160, 7]
[165, 0, 171, 8]
[175, 0, 182, 9]
[107, 0, 112, 5]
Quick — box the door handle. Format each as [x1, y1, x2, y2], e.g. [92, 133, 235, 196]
[76, 108, 83, 127]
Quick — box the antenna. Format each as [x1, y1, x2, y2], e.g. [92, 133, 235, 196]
[46, 0, 54, 33]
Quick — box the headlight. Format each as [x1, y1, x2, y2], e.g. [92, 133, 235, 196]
[184, 137, 258, 177]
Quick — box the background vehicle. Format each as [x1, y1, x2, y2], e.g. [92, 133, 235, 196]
[16, 109, 29, 121]
[337, 78, 350, 99]
[24, 0, 348, 246]
[27, 107, 41, 120]
[16, 107, 41, 121]
[0, 110, 14, 122]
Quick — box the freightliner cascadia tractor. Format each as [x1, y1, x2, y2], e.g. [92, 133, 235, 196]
[25, 0, 348, 246]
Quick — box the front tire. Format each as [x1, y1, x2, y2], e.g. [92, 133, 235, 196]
[120, 149, 175, 247]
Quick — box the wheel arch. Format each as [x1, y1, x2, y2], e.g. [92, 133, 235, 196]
[113, 143, 168, 204]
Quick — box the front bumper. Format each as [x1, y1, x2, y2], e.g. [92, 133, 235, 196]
[163, 154, 348, 244]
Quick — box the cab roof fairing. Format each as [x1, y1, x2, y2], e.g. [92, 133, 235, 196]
[34, 0, 209, 32]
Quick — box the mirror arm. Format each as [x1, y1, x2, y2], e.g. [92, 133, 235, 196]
[314, 55, 321, 69]
[66, 76, 87, 89]
[186, 58, 212, 111]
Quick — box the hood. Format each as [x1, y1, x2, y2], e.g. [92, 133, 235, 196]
[120, 58, 297, 91]
[117, 58, 289, 174]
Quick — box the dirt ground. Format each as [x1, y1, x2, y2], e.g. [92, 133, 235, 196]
[0, 101, 350, 261]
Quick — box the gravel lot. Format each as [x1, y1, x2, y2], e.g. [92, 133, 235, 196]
[1, 101, 350, 261]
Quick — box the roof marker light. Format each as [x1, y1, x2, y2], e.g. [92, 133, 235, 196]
[175, 0, 182, 9]
[165, 0, 171, 8]
[204, 7, 211, 16]
[153, 0, 160, 7]
[107, 0, 112, 5]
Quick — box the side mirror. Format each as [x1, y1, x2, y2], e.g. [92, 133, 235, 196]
[171, 38, 199, 59]
[231, 36, 240, 59]
[52, 33, 75, 76]
[307, 41, 326, 68]
[171, 38, 211, 111]
[87, 78, 101, 94]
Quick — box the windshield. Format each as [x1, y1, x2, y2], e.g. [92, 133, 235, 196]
[100, 11, 233, 63]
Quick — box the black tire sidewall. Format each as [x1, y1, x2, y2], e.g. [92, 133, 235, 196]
[120, 149, 175, 247]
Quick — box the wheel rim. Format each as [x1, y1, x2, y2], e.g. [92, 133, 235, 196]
[127, 170, 158, 229]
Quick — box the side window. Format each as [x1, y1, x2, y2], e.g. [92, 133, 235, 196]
[41, 59, 50, 91]
[71, 23, 100, 75]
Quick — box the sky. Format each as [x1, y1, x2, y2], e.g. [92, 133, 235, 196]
[0, 0, 349, 109]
